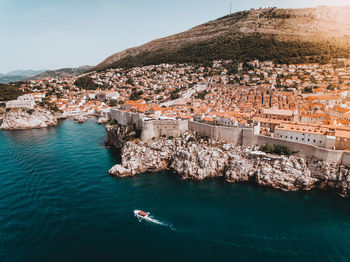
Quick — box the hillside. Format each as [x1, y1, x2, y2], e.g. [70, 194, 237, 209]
[0, 84, 23, 101]
[32, 65, 92, 80]
[0, 70, 45, 84]
[95, 6, 350, 70]
[6, 70, 46, 77]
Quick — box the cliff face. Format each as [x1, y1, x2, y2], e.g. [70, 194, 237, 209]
[109, 133, 350, 197]
[0, 107, 57, 130]
[105, 123, 139, 149]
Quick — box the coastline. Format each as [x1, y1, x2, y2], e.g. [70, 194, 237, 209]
[0, 107, 107, 130]
[2, 118, 350, 261]
[0, 107, 58, 131]
[106, 126, 350, 198]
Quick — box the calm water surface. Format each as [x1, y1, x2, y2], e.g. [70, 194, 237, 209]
[1, 120, 350, 261]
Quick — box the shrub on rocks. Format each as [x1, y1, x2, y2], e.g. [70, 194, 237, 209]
[187, 137, 195, 143]
[259, 144, 295, 156]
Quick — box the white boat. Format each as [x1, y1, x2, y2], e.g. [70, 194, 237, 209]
[134, 210, 150, 220]
[134, 210, 161, 224]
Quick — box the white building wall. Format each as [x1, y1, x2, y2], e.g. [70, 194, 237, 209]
[6, 95, 35, 109]
[275, 130, 328, 148]
[215, 117, 237, 127]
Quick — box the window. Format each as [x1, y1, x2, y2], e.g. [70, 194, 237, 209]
[308, 139, 310, 141]
[313, 139, 316, 143]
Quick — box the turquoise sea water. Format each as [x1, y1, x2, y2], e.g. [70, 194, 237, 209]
[1, 120, 350, 261]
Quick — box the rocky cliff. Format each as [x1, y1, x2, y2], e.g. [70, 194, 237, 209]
[105, 123, 139, 149]
[0, 107, 58, 130]
[108, 132, 350, 197]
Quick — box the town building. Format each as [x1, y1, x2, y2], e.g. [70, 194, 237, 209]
[274, 123, 336, 149]
[6, 95, 36, 109]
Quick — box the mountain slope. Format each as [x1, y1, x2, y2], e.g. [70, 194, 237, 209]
[95, 6, 350, 70]
[32, 66, 92, 80]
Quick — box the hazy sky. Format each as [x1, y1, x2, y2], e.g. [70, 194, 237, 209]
[0, 0, 349, 73]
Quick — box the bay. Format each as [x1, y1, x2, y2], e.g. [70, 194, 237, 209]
[0, 119, 350, 261]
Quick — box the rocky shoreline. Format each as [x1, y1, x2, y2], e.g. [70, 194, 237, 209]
[107, 126, 350, 197]
[0, 107, 58, 130]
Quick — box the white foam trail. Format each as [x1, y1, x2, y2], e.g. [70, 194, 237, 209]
[136, 214, 174, 229]
[146, 217, 164, 225]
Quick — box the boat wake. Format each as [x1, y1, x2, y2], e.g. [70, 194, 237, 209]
[134, 210, 173, 229]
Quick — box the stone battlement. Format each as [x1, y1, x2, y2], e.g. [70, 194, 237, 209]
[108, 109, 350, 166]
[109, 109, 188, 141]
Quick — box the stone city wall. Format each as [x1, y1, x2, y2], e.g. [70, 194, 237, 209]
[341, 152, 350, 167]
[109, 110, 350, 166]
[256, 135, 344, 165]
[141, 119, 188, 141]
[188, 120, 251, 145]
[110, 110, 188, 141]
[110, 109, 142, 130]
[188, 121, 216, 138]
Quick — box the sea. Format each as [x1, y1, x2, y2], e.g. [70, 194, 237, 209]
[1, 119, 350, 262]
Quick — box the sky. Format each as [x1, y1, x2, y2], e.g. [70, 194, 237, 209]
[0, 0, 349, 73]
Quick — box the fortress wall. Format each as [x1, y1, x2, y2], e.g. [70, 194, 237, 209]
[178, 119, 189, 131]
[141, 119, 189, 141]
[242, 128, 258, 147]
[313, 148, 344, 164]
[214, 126, 243, 145]
[110, 110, 125, 124]
[341, 152, 350, 167]
[188, 121, 257, 145]
[109, 113, 349, 166]
[110, 110, 188, 140]
[256, 135, 344, 164]
[140, 121, 155, 141]
[110, 109, 142, 128]
[188, 121, 214, 138]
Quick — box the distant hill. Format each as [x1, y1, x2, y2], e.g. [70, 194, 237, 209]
[6, 70, 46, 77]
[94, 6, 350, 71]
[32, 66, 92, 80]
[0, 70, 46, 84]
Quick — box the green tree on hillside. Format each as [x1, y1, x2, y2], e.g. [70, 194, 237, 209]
[74, 76, 100, 90]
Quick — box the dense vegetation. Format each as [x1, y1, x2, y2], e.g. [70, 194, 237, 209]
[74, 76, 100, 90]
[195, 90, 208, 100]
[100, 34, 350, 70]
[260, 8, 293, 19]
[259, 144, 296, 156]
[74, 76, 111, 90]
[129, 89, 144, 100]
[0, 83, 23, 101]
